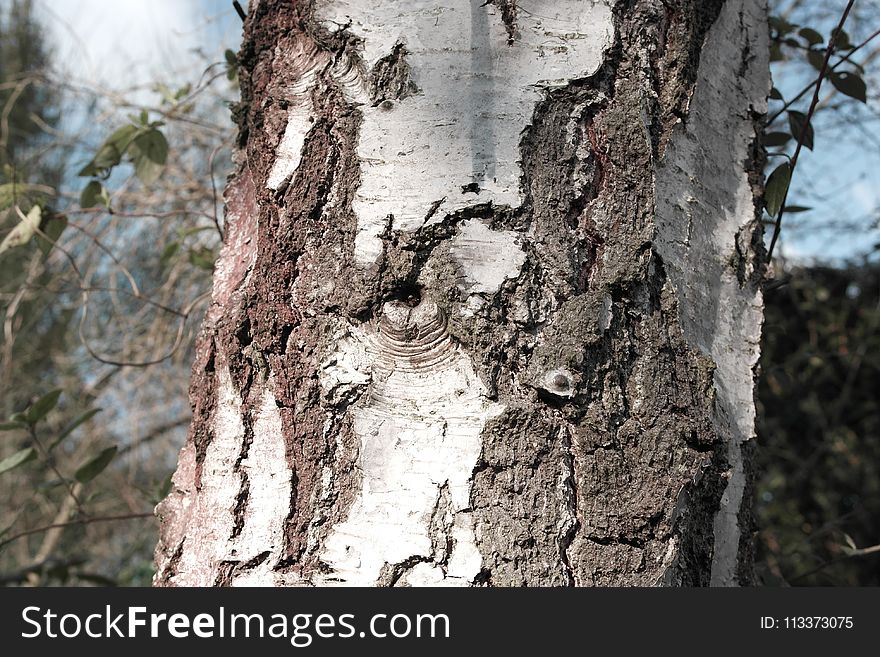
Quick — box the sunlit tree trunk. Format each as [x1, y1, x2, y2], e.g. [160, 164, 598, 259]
[155, 0, 768, 587]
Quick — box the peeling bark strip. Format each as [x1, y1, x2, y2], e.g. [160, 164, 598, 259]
[155, 0, 767, 587]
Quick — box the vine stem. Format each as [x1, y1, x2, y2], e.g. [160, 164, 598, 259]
[766, 0, 857, 262]
[0, 512, 154, 550]
[28, 424, 85, 517]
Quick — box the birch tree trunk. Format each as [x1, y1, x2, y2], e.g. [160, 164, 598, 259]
[155, 0, 769, 587]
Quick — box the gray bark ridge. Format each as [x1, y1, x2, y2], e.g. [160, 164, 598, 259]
[154, 0, 768, 587]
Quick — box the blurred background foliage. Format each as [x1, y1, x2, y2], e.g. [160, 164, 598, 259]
[0, 0, 878, 585]
[1, 0, 229, 585]
[755, 0, 880, 585]
[757, 265, 880, 585]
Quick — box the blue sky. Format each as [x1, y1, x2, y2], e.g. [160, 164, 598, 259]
[764, 0, 880, 264]
[770, 55, 880, 264]
[37, 0, 240, 91]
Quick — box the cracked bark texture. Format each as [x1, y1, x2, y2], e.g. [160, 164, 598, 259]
[155, 0, 768, 587]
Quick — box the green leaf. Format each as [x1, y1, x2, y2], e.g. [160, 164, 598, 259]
[787, 110, 814, 150]
[765, 162, 792, 218]
[79, 180, 102, 208]
[0, 422, 27, 431]
[798, 27, 823, 46]
[782, 205, 812, 213]
[831, 28, 853, 50]
[807, 49, 825, 71]
[26, 389, 63, 424]
[764, 132, 792, 147]
[0, 182, 51, 211]
[0, 447, 36, 475]
[769, 87, 784, 101]
[174, 83, 192, 100]
[78, 124, 141, 177]
[140, 109, 149, 125]
[225, 49, 239, 82]
[180, 225, 215, 238]
[80, 180, 111, 210]
[37, 214, 68, 257]
[0, 205, 41, 255]
[188, 246, 216, 271]
[154, 82, 174, 104]
[50, 408, 102, 451]
[133, 156, 164, 185]
[160, 241, 180, 266]
[769, 16, 796, 36]
[133, 129, 168, 164]
[97, 124, 141, 162]
[130, 129, 168, 184]
[769, 43, 784, 62]
[829, 71, 867, 103]
[74, 446, 118, 484]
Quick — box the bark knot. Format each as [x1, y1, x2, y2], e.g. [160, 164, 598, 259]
[377, 300, 457, 373]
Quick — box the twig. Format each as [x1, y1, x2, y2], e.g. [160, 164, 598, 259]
[766, 0, 856, 261]
[77, 291, 209, 367]
[117, 416, 190, 457]
[208, 142, 227, 242]
[31, 482, 83, 566]
[233, 1, 247, 22]
[790, 541, 880, 584]
[0, 513, 154, 550]
[767, 26, 880, 125]
[27, 425, 86, 517]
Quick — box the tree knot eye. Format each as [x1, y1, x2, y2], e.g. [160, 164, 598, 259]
[539, 368, 576, 398]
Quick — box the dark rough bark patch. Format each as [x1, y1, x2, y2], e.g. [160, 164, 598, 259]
[471, 410, 572, 586]
[376, 556, 433, 588]
[189, 340, 217, 485]
[154, 539, 185, 587]
[156, 0, 372, 585]
[214, 551, 272, 587]
[735, 437, 758, 585]
[230, 400, 255, 540]
[486, 0, 519, 44]
[370, 43, 419, 106]
[520, 86, 608, 297]
[660, 448, 726, 586]
[428, 481, 455, 571]
[652, 0, 726, 150]
[465, 0, 735, 586]
[739, 123, 769, 288]
[213, 561, 238, 587]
